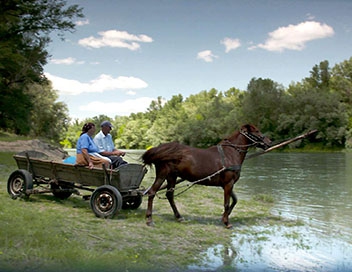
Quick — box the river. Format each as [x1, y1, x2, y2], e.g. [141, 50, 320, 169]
[189, 152, 352, 271]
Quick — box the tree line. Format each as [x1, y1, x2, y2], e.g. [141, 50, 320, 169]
[1, 1, 351, 150]
[62, 58, 352, 150]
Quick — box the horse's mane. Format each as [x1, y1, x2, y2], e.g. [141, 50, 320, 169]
[142, 141, 185, 166]
[219, 130, 241, 144]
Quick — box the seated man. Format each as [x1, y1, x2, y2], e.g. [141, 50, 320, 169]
[93, 121, 128, 169]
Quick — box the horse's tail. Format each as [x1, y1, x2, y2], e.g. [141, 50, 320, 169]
[142, 142, 184, 166]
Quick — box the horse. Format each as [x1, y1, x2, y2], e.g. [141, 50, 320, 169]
[141, 124, 272, 228]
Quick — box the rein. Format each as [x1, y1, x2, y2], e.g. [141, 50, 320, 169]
[220, 140, 255, 153]
[157, 166, 227, 198]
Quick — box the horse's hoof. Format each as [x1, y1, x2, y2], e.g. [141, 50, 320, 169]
[225, 224, 233, 229]
[146, 221, 155, 227]
[177, 217, 185, 222]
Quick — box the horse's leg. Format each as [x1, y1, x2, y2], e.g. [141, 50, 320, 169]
[228, 190, 238, 215]
[146, 171, 166, 226]
[165, 176, 183, 222]
[222, 183, 236, 229]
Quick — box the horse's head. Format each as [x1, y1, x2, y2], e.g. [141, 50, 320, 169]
[240, 124, 272, 150]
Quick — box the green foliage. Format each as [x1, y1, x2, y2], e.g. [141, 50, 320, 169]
[277, 61, 348, 147]
[145, 94, 186, 146]
[0, 0, 351, 150]
[59, 57, 352, 150]
[0, 0, 83, 137]
[304, 60, 330, 90]
[117, 117, 152, 149]
[183, 89, 227, 147]
[27, 82, 70, 142]
[240, 78, 285, 140]
[60, 119, 82, 148]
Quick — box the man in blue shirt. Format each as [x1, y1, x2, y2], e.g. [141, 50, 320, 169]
[94, 121, 127, 168]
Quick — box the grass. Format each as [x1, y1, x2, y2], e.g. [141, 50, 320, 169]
[0, 151, 302, 272]
[0, 131, 32, 141]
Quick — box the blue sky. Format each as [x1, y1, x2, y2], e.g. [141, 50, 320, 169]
[44, 0, 352, 120]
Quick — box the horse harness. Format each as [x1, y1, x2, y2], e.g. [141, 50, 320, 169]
[217, 129, 264, 172]
[217, 144, 242, 172]
[158, 130, 265, 197]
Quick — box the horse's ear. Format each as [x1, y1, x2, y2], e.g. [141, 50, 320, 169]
[240, 124, 252, 133]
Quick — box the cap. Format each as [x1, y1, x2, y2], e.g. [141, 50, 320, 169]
[100, 120, 113, 128]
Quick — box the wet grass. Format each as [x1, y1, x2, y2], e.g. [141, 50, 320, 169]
[0, 151, 303, 272]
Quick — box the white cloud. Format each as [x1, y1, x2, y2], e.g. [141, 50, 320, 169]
[306, 13, 315, 20]
[221, 37, 241, 53]
[50, 57, 79, 65]
[45, 73, 148, 95]
[251, 21, 334, 52]
[197, 50, 218, 62]
[75, 19, 89, 26]
[78, 30, 153, 50]
[79, 97, 155, 116]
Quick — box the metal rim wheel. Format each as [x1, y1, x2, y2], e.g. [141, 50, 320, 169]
[90, 185, 122, 218]
[122, 195, 143, 210]
[7, 169, 33, 198]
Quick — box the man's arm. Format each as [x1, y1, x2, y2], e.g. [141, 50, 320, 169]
[99, 149, 125, 157]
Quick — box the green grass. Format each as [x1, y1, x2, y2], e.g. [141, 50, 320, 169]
[0, 131, 32, 141]
[0, 151, 302, 272]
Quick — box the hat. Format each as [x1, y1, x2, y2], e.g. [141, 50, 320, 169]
[100, 120, 113, 128]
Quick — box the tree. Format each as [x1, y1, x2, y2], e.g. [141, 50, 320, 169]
[28, 82, 69, 142]
[240, 78, 285, 140]
[145, 96, 164, 122]
[117, 116, 152, 149]
[223, 87, 244, 135]
[330, 57, 352, 147]
[304, 60, 331, 90]
[145, 94, 186, 146]
[182, 89, 229, 147]
[0, 0, 83, 134]
[278, 68, 347, 148]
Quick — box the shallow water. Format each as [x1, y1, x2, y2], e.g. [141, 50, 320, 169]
[189, 152, 352, 271]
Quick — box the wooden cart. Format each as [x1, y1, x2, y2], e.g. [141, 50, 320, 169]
[7, 151, 147, 218]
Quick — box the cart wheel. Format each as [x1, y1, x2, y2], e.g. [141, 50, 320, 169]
[122, 195, 143, 210]
[90, 185, 122, 218]
[51, 183, 72, 199]
[7, 170, 33, 198]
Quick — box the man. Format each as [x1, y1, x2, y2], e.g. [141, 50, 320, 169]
[93, 120, 128, 169]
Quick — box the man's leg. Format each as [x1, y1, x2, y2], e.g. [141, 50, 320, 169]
[109, 156, 128, 168]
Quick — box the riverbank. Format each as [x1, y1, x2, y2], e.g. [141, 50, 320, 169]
[1, 139, 351, 271]
[0, 150, 281, 272]
[0, 130, 349, 156]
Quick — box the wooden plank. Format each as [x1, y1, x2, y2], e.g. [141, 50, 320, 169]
[246, 129, 318, 159]
[14, 155, 147, 191]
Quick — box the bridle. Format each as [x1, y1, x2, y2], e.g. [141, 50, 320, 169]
[240, 130, 267, 147]
[219, 130, 268, 154]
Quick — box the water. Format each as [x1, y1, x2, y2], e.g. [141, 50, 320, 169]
[190, 152, 352, 271]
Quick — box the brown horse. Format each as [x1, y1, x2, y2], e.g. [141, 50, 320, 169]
[142, 124, 271, 228]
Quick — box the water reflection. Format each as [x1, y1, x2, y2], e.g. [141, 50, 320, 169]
[189, 153, 352, 271]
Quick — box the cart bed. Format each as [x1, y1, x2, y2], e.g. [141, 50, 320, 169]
[14, 154, 147, 193]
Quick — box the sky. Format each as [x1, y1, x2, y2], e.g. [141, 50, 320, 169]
[44, 0, 352, 120]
